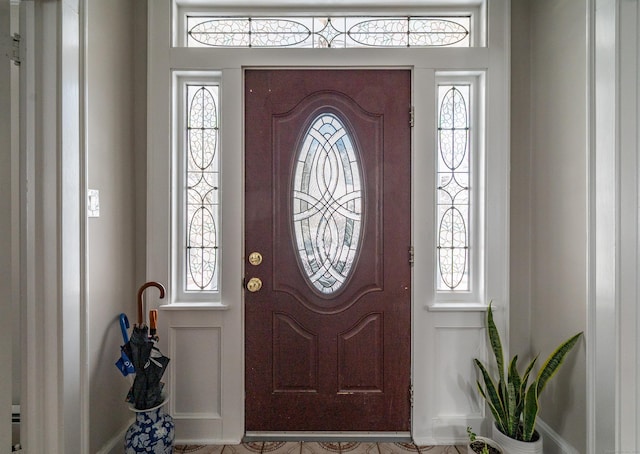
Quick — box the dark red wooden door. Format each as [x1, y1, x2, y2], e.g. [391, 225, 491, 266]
[245, 69, 411, 432]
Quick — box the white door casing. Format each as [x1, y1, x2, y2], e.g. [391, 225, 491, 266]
[147, 0, 510, 444]
[16, 1, 87, 452]
[1, 0, 14, 447]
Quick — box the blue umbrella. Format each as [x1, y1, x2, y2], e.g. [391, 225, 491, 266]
[115, 313, 135, 376]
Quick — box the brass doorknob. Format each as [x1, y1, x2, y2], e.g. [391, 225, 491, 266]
[246, 277, 263, 293]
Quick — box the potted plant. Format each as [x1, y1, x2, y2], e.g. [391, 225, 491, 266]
[466, 426, 503, 454]
[474, 303, 583, 454]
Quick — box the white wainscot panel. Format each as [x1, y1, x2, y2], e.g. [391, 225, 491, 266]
[170, 326, 222, 417]
[160, 305, 244, 444]
[429, 322, 487, 443]
[434, 326, 484, 416]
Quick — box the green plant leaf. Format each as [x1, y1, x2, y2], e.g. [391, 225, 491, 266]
[467, 426, 476, 442]
[474, 359, 507, 432]
[522, 383, 539, 442]
[497, 380, 508, 425]
[487, 303, 505, 383]
[508, 356, 521, 407]
[508, 356, 521, 393]
[507, 381, 518, 436]
[476, 381, 507, 434]
[536, 332, 583, 396]
[520, 355, 538, 397]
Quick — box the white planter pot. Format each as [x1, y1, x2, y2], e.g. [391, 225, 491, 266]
[467, 436, 504, 454]
[492, 424, 543, 454]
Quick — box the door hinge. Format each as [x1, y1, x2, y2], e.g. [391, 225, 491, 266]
[409, 384, 414, 408]
[409, 106, 415, 127]
[408, 246, 414, 265]
[4, 33, 21, 66]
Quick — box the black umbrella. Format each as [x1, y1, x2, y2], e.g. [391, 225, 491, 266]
[125, 281, 170, 410]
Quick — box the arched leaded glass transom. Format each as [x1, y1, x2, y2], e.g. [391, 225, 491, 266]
[186, 85, 220, 291]
[292, 113, 363, 295]
[437, 85, 470, 291]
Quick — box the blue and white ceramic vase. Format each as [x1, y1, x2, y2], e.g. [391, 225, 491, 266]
[124, 395, 174, 453]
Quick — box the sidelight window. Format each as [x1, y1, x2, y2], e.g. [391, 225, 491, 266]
[435, 78, 483, 297]
[437, 84, 470, 291]
[174, 75, 222, 299]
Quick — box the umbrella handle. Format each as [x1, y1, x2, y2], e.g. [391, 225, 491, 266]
[149, 309, 158, 337]
[137, 282, 166, 325]
[119, 313, 130, 343]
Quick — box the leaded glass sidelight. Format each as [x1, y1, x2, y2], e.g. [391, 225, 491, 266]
[186, 16, 470, 48]
[186, 85, 220, 291]
[437, 85, 470, 291]
[292, 113, 363, 295]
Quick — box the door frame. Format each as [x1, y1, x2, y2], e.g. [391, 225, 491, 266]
[1, 0, 14, 447]
[148, 0, 510, 444]
[15, 0, 88, 452]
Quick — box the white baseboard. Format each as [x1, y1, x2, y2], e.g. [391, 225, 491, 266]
[96, 417, 134, 454]
[536, 419, 580, 454]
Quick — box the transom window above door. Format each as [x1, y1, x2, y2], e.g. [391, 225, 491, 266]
[172, 1, 487, 48]
[184, 16, 471, 48]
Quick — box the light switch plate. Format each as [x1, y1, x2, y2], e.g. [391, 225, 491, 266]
[88, 189, 100, 218]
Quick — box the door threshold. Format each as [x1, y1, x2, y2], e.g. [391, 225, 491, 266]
[244, 432, 412, 442]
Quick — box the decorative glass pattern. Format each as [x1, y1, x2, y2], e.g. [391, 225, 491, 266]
[187, 16, 470, 48]
[186, 85, 220, 291]
[292, 113, 362, 295]
[437, 85, 470, 291]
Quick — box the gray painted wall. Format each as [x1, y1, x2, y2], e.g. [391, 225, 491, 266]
[510, 0, 533, 361]
[512, 0, 588, 450]
[86, 0, 146, 450]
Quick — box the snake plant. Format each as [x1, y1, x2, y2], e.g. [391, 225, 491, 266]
[474, 303, 583, 442]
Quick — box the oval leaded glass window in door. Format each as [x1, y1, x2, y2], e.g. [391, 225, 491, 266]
[292, 113, 363, 295]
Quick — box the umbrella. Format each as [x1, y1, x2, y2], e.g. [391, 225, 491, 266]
[115, 313, 135, 376]
[125, 281, 170, 410]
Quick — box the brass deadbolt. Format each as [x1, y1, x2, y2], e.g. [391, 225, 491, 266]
[248, 252, 263, 266]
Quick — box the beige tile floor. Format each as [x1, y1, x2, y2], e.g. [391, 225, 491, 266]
[175, 441, 466, 454]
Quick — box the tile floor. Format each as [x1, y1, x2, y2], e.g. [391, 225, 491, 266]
[174, 441, 466, 454]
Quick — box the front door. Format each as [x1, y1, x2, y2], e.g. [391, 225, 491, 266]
[245, 69, 411, 432]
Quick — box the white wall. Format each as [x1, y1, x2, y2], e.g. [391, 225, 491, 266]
[512, 0, 588, 451]
[85, 0, 147, 451]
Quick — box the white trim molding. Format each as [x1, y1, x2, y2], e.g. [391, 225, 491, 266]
[1, 0, 14, 449]
[19, 0, 87, 452]
[149, 0, 509, 444]
[589, 0, 640, 453]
